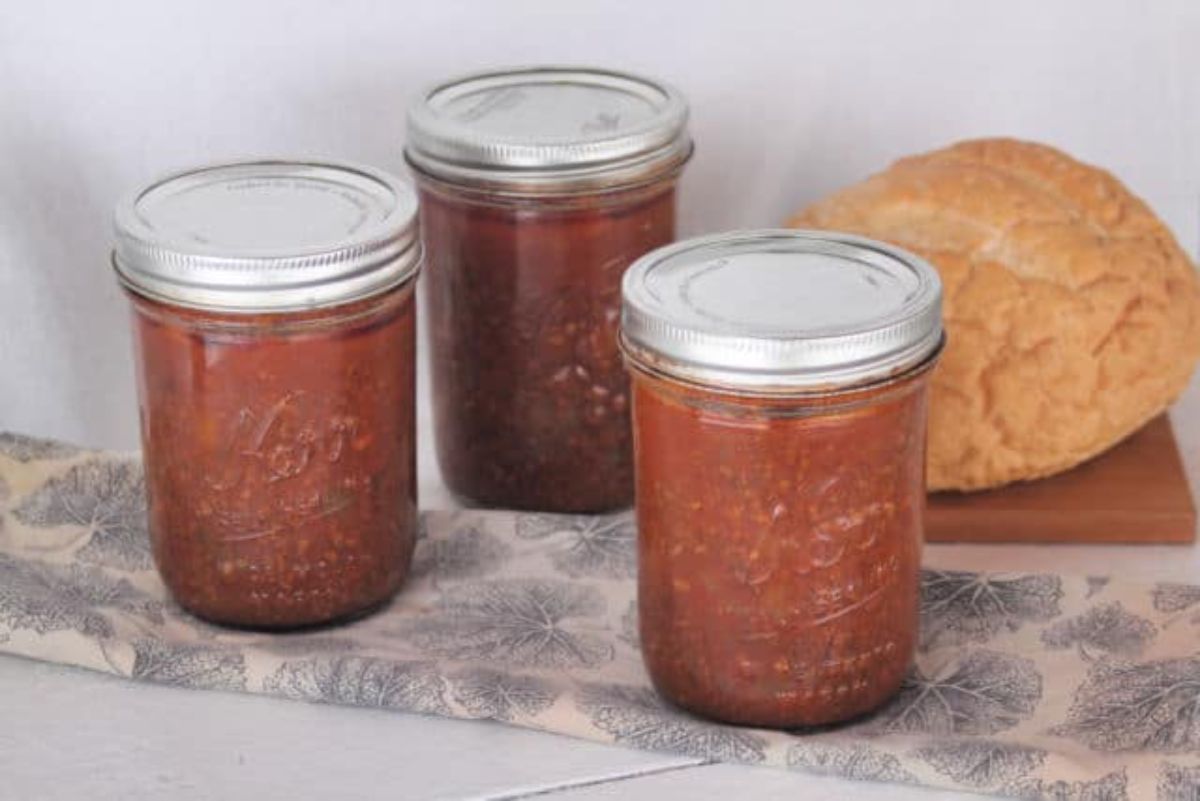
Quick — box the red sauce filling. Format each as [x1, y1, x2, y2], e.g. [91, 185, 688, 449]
[129, 284, 417, 628]
[417, 180, 678, 512]
[630, 363, 933, 727]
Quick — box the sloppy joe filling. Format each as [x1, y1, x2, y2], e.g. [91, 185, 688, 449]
[631, 366, 930, 727]
[130, 286, 417, 628]
[419, 183, 677, 512]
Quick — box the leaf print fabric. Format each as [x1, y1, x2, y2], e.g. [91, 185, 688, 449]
[264, 656, 448, 715]
[618, 600, 639, 651]
[921, 570, 1063, 649]
[1151, 583, 1200, 614]
[404, 579, 613, 669]
[515, 512, 637, 578]
[411, 522, 511, 582]
[1010, 770, 1130, 801]
[1040, 602, 1156, 660]
[0, 554, 161, 638]
[867, 650, 1041, 736]
[1152, 583, 1200, 629]
[786, 742, 917, 784]
[1, 435, 1200, 801]
[239, 629, 362, 657]
[579, 682, 767, 763]
[13, 459, 151, 570]
[131, 638, 246, 691]
[915, 740, 1046, 789]
[451, 668, 558, 721]
[1158, 763, 1200, 801]
[1052, 657, 1200, 753]
[0, 431, 80, 463]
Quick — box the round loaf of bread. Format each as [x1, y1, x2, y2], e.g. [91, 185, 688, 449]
[790, 138, 1200, 491]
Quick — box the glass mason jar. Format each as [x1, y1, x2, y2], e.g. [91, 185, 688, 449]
[405, 66, 692, 512]
[113, 161, 422, 629]
[620, 230, 944, 727]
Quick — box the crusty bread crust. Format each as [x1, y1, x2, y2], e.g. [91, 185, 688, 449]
[791, 138, 1200, 491]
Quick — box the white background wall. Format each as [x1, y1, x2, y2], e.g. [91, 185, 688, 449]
[2, 0, 1197, 450]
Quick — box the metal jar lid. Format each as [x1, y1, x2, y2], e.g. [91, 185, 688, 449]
[621, 230, 944, 392]
[404, 66, 691, 194]
[113, 160, 421, 313]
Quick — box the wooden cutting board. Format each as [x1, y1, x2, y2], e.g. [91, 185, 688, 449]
[926, 414, 1196, 543]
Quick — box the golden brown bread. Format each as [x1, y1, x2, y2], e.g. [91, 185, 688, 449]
[790, 138, 1200, 491]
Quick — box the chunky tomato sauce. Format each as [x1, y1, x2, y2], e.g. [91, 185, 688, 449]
[629, 362, 933, 727]
[417, 180, 678, 512]
[129, 285, 417, 628]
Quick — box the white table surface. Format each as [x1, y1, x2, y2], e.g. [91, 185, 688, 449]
[2, 372, 1198, 801]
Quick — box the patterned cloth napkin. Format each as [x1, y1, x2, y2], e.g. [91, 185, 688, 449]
[1, 431, 1198, 801]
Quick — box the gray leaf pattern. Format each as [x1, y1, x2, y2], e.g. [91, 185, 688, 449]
[131, 638, 246, 690]
[787, 741, 917, 784]
[866, 650, 1042, 735]
[1052, 657, 1200, 753]
[515, 513, 636, 579]
[1009, 770, 1129, 801]
[579, 682, 767, 763]
[915, 739, 1046, 788]
[264, 656, 449, 715]
[921, 570, 1063, 649]
[451, 668, 558, 721]
[245, 634, 361, 657]
[1158, 763, 1200, 801]
[0, 432, 80, 463]
[0, 554, 161, 638]
[405, 580, 613, 669]
[13, 459, 151, 570]
[412, 523, 511, 582]
[618, 600, 639, 651]
[1086, 576, 1111, 599]
[1152, 583, 1200, 615]
[1041, 602, 1156, 659]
